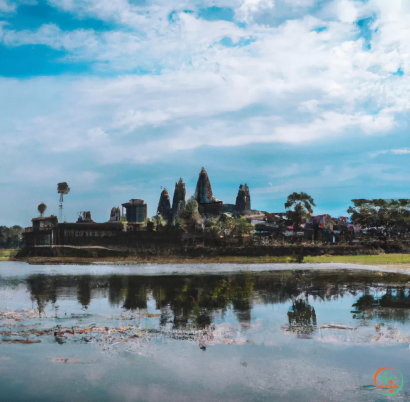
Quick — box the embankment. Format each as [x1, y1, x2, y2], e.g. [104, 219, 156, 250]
[14, 242, 410, 264]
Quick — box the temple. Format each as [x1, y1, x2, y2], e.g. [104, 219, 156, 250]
[235, 184, 251, 214]
[22, 167, 258, 250]
[170, 178, 186, 224]
[108, 207, 121, 222]
[157, 189, 171, 221]
[195, 167, 223, 216]
[121, 199, 147, 223]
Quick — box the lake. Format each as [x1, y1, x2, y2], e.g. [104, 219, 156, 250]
[0, 261, 409, 401]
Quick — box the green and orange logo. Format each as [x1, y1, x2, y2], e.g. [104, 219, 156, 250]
[375, 367, 404, 396]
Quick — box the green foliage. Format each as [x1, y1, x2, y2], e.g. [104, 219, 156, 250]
[208, 216, 253, 239]
[179, 199, 201, 221]
[285, 192, 316, 230]
[347, 199, 410, 237]
[208, 220, 227, 238]
[178, 199, 203, 232]
[232, 217, 253, 236]
[0, 249, 19, 260]
[174, 217, 183, 229]
[152, 214, 166, 228]
[0, 226, 24, 249]
[304, 254, 410, 265]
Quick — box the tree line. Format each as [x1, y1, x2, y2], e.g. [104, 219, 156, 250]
[0, 226, 25, 249]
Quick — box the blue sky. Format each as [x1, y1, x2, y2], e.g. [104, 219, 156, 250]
[0, 0, 409, 226]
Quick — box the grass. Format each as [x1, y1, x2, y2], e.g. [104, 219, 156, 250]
[19, 255, 301, 265]
[9, 251, 410, 266]
[304, 254, 410, 265]
[0, 249, 19, 261]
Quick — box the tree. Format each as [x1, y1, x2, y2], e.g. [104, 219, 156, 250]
[287, 299, 317, 334]
[179, 198, 203, 232]
[37, 202, 47, 217]
[232, 217, 253, 237]
[179, 198, 201, 221]
[285, 192, 316, 230]
[347, 199, 410, 239]
[0, 226, 24, 249]
[152, 214, 166, 229]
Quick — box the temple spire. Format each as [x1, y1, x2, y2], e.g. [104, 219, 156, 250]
[236, 184, 251, 213]
[170, 178, 186, 224]
[157, 189, 171, 221]
[195, 167, 215, 204]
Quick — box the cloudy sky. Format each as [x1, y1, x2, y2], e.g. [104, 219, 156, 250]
[0, 0, 409, 226]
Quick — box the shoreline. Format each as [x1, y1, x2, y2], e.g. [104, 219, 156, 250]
[4, 254, 410, 272]
[1, 260, 410, 277]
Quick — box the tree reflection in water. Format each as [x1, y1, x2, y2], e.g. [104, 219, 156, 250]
[20, 270, 410, 330]
[352, 287, 410, 323]
[77, 276, 91, 309]
[287, 299, 317, 334]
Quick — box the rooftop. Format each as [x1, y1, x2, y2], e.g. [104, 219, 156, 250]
[32, 215, 58, 222]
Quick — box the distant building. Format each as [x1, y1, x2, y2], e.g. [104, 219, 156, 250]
[32, 215, 58, 231]
[121, 199, 147, 223]
[194, 167, 223, 216]
[28, 216, 58, 245]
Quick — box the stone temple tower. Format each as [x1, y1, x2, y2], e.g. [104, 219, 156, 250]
[194, 167, 223, 216]
[157, 189, 171, 221]
[235, 184, 251, 213]
[195, 167, 215, 204]
[170, 178, 186, 223]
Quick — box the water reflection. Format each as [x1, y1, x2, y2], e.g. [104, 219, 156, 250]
[13, 270, 410, 329]
[287, 299, 317, 334]
[2, 266, 410, 402]
[352, 288, 410, 323]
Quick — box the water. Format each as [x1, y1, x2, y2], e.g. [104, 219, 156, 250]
[1, 261, 410, 401]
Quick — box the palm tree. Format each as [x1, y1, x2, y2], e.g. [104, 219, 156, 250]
[285, 192, 316, 230]
[37, 202, 47, 217]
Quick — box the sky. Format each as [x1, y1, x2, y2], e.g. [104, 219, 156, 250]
[0, 0, 409, 226]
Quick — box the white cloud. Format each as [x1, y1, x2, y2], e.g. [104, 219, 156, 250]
[236, 0, 275, 22]
[0, 0, 16, 13]
[371, 148, 410, 157]
[1, 23, 99, 52]
[392, 149, 410, 154]
[0, 0, 409, 225]
[87, 127, 108, 141]
[0, 0, 409, 185]
[337, 0, 358, 23]
[113, 110, 171, 133]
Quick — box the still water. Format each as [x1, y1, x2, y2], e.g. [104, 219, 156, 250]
[0, 261, 410, 401]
